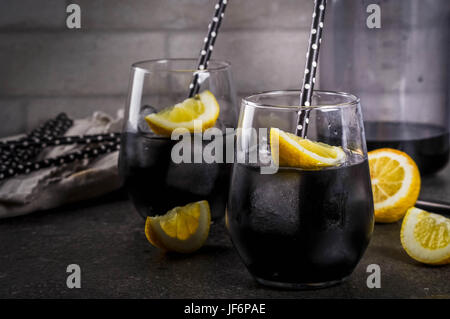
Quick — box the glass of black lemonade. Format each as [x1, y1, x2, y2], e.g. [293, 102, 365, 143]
[227, 90, 374, 289]
[119, 59, 238, 220]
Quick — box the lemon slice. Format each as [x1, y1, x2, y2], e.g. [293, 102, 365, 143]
[401, 207, 450, 265]
[368, 148, 421, 223]
[269, 128, 346, 169]
[145, 90, 220, 136]
[144, 200, 211, 253]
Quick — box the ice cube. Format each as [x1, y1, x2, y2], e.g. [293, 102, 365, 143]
[138, 105, 158, 134]
[248, 171, 300, 235]
[165, 161, 220, 196]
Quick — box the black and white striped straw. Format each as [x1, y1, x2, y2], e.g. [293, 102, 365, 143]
[0, 132, 121, 174]
[0, 113, 73, 168]
[188, 0, 228, 98]
[0, 140, 120, 181]
[296, 0, 327, 138]
[0, 132, 121, 152]
[0, 111, 121, 181]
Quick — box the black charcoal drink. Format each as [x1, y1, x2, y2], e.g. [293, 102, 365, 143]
[226, 153, 374, 286]
[119, 132, 231, 220]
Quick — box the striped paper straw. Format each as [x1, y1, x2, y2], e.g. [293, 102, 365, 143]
[188, 0, 228, 97]
[0, 113, 73, 166]
[296, 0, 327, 137]
[0, 141, 120, 181]
[0, 132, 121, 151]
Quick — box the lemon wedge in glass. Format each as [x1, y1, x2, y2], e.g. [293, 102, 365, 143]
[145, 90, 220, 136]
[368, 148, 421, 223]
[144, 200, 211, 253]
[401, 207, 450, 265]
[269, 127, 345, 169]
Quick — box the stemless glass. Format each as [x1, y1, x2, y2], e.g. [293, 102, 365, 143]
[119, 58, 238, 220]
[227, 90, 374, 289]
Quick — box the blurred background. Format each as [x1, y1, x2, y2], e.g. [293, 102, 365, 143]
[0, 0, 315, 137]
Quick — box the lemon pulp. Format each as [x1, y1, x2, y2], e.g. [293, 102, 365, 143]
[368, 148, 421, 223]
[269, 127, 345, 169]
[145, 90, 220, 136]
[144, 200, 211, 254]
[401, 207, 450, 265]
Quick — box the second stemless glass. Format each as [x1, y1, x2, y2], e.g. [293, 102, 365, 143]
[227, 90, 374, 289]
[119, 59, 238, 220]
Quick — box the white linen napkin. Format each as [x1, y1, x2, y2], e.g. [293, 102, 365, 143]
[0, 111, 123, 219]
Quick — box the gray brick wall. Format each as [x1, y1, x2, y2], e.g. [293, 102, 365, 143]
[0, 0, 313, 137]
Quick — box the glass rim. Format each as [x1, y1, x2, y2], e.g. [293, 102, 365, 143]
[131, 58, 231, 74]
[242, 90, 360, 111]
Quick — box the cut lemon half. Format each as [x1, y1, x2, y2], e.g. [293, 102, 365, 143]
[401, 207, 450, 265]
[144, 200, 211, 253]
[269, 128, 346, 169]
[368, 148, 421, 223]
[145, 90, 220, 136]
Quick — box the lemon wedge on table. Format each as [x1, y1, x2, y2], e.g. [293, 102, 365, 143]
[145, 90, 220, 136]
[269, 128, 346, 169]
[145, 200, 211, 254]
[368, 148, 421, 223]
[401, 207, 450, 265]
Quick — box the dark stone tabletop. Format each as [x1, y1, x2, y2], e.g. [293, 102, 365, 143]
[0, 164, 449, 299]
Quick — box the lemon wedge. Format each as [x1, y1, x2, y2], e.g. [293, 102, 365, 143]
[144, 200, 211, 253]
[368, 148, 421, 223]
[401, 207, 450, 265]
[269, 127, 345, 169]
[145, 90, 220, 136]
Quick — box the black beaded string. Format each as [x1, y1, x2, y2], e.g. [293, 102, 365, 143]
[188, 0, 228, 97]
[296, 0, 327, 138]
